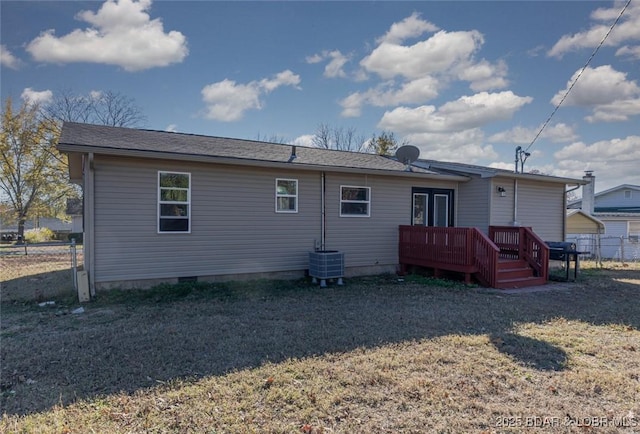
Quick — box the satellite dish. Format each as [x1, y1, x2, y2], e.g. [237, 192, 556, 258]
[395, 145, 420, 168]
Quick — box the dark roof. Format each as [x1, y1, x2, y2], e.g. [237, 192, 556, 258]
[58, 122, 464, 179]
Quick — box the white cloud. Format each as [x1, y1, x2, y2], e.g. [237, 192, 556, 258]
[340, 76, 440, 117]
[489, 123, 578, 144]
[201, 70, 301, 122]
[26, 0, 188, 71]
[306, 50, 350, 78]
[377, 12, 439, 44]
[551, 135, 640, 188]
[289, 134, 315, 148]
[342, 14, 508, 116]
[165, 124, 178, 132]
[552, 65, 639, 106]
[554, 135, 640, 162]
[548, 2, 640, 58]
[405, 128, 498, 163]
[616, 44, 640, 59]
[458, 59, 509, 92]
[20, 88, 53, 106]
[362, 29, 484, 80]
[551, 65, 640, 122]
[378, 91, 532, 134]
[1, 45, 22, 69]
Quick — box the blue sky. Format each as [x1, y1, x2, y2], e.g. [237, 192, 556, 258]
[1, 0, 639, 193]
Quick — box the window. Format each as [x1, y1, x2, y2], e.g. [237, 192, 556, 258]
[340, 186, 370, 217]
[276, 178, 298, 213]
[158, 171, 190, 233]
[630, 222, 640, 243]
[433, 194, 449, 227]
[624, 190, 632, 199]
[413, 193, 428, 225]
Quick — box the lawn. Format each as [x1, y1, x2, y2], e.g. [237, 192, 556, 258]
[1, 263, 639, 433]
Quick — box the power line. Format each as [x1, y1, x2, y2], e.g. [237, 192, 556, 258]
[525, 0, 633, 153]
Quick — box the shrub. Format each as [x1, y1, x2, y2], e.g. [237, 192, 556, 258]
[24, 227, 55, 243]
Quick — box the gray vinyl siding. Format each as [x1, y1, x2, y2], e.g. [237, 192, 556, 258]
[489, 178, 516, 227]
[93, 156, 322, 283]
[596, 189, 640, 208]
[456, 176, 490, 232]
[323, 174, 458, 268]
[513, 179, 565, 240]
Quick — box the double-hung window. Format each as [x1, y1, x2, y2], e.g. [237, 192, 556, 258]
[276, 178, 298, 213]
[158, 171, 190, 233]
[340, 186, 370, 217]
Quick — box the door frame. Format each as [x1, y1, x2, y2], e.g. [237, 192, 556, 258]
[411, 187, 455, 227]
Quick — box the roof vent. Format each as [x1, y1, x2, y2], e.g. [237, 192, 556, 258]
[288, 145, 297, 163]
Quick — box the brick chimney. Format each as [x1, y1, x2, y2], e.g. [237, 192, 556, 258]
[582, 171, 595, 215]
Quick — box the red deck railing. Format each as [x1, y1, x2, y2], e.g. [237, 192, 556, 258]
[488, 226, 549, 279]
[398, 225, 499, 286]
[399, 225, 549, 287]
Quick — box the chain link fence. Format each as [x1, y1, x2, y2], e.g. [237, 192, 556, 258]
[0, 241, 82, 302]
[566, 235, 640, 264]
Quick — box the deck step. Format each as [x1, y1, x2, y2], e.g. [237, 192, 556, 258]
[494, 276, 547, 289]
[494, 259, 545, 289]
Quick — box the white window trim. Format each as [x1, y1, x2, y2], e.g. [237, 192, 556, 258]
[158, 171, 191, 234]
[340, 185, 371, 217]
[433, 193, 450, 227]
[275, 178, 298, 213]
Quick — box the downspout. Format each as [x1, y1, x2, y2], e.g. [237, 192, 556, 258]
[512, 179, 519, 225]
[85, 153, 96, 296]
[321, 171, 326, 250]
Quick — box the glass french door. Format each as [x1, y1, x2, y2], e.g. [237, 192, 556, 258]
[412, 188, 454, 227]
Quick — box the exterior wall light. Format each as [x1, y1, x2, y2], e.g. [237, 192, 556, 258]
[497, 186, 506, 197]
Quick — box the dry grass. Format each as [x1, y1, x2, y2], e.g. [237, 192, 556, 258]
[1, 263, 639, 433]
[1, 245, 82, 301]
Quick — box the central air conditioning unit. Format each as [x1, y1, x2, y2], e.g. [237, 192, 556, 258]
[309, 250, 344, 287]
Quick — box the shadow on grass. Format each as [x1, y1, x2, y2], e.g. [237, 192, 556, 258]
[490, 333, 568, 371]
[1, 269, 638, 415]
[1, 269, 75, 302]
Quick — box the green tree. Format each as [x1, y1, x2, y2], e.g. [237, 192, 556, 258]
[368, 131, 406, 156]
[0, 98, 74, 241]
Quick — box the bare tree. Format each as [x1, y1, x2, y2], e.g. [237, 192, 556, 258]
[43, 89, 146, 127]
[311, 123, 367, 151]
[92, 90, 146, 127]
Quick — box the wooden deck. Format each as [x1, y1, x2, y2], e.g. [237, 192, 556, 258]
[399, 225, 549, 289]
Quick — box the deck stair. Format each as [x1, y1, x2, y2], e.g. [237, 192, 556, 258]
[494, 258, 546, 289]
[399, 225, 550, 290]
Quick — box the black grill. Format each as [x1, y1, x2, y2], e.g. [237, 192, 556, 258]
[545, 241, 577, 260]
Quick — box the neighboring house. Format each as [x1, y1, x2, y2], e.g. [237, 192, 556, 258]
[57, 122, 583, 292]
[566, 209, 605, 259]
[66, 198, 83, 233]
[0, 217, 71, 240]
[568, 174, 640, 260]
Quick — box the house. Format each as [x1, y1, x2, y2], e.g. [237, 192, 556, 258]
[412, 160, 580, 241]
[66, 198, 83, 234]
[57, 122, 584, 292]
[568, 172, 640, 260]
